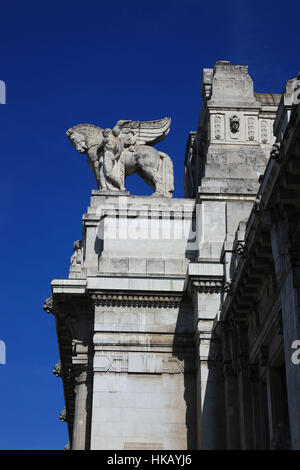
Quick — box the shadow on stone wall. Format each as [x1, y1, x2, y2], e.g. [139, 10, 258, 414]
[200, 334, 227, 449]
[172, 298, 197, 449]
[173, 294, 227, 449]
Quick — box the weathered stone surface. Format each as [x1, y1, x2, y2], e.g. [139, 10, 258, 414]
[66, 118, 174, 197]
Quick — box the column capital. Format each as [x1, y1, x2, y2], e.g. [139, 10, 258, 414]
[72, 366, 93, 387]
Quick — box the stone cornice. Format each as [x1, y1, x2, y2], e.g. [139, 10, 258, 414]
[184, 262, 224, 294]
[84, 209, 195, 222]
[191, 279, 224, 294]
[91, 293, 182, 308]
[196, 192, 257, 204]
[51, 279, 87, 295]
[87, 276, 184, 294]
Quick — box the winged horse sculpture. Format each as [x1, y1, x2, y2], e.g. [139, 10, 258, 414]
[66, 117, 174, 197]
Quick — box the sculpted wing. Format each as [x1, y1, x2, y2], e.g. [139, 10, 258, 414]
[116, 117, 171, 146]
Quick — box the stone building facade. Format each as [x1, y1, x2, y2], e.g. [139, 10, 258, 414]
[45, 61, 300, 449]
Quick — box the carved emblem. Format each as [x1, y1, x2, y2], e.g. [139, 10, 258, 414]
[93, 353, 193, 374]
[192, 279, 223, 293]
[230, 115, 240, 133]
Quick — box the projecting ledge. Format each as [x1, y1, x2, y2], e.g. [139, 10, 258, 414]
[51, 276, 185, 295]
[86, 276, 184, 293]
[51, 279, 87, 294]
[187, 263, 223, 277]
[183, 262, 224, 292]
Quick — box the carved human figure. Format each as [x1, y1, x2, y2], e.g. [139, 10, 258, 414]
[70, 240, 82, 271]
[101, 128, 125, 190]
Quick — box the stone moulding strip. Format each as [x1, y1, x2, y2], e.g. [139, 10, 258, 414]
[83, 210, 195, 221]
[87, 276, 184, 292]
[51, 279, 87, 295]
[92, 352, 196, 374]
[184, 262, 225, 294]
[191, 278, 224, 293]
[91, 293, 182, 308]
[196, 192, 257, 203]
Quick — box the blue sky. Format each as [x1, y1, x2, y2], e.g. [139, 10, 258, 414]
[0, 0, 299, 450]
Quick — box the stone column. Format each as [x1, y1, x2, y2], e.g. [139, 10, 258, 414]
[219, 321, 240, 449]
[223, 364, 240, 449]
[195, 324, 211, 449]
[249, 366, 265, 449]
[195, 321, 226, 449]
[258, 379, 270, 449]
[72, 367, 93, 450]
[236, 321, 254, 449]
[266, 365, 290, 449]
[237, 365, 254, 449]
[270, 213, 300, 449]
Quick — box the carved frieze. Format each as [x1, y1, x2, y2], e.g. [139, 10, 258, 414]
[261, 120, 269, 144]
[94, 353, 194, 374]
[213, 114, 224, 140]
[192, 279, 223, 293]
[91, 293, 181, 308]
[247, 117, 256, 141]
[215, 115, 222, 140]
